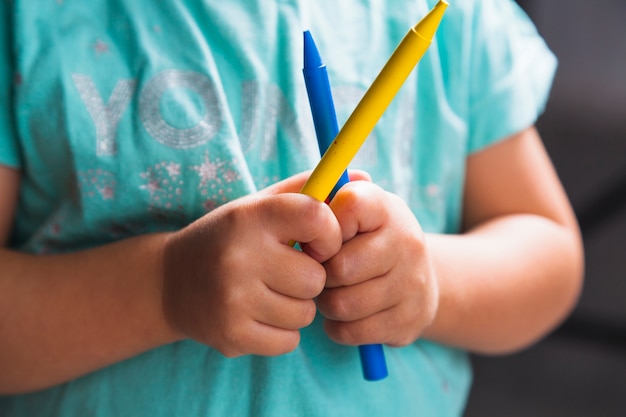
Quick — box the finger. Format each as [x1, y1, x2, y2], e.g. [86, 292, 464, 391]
[261, 246, 327, 299]
[324, 230, 396, 288]
[328, 181, 390, 241]
[222, 321, 302, 357]
[347, 169, 372, 183]
[254, 292, 318, 330]
[322, 311, 389, 346]
[322, 305, 415, 347]
[252, 194, 342, 262]
[316, 275, 397, 322]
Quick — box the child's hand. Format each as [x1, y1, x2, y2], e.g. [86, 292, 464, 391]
[316, 181, 439, 347]
[161, 172, 342, 357]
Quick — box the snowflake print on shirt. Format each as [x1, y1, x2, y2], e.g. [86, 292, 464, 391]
[139, 161, 186, 221]
[78, 169, 116, 201]
[139, 152, 242, 220]
[190, 151, 242, 212]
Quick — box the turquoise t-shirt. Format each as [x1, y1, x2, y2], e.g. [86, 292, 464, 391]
[0, 0, 556, 415]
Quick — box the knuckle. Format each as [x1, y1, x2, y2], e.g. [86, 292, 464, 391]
[325, 292, 352, 320]
[307, 197, 330, 223]
[305, 202, 337, 240]
[335, 184, 361, 211]
[302, 197, 334, 231]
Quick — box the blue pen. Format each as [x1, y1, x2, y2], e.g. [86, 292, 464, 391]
[302, 30, 388, 381]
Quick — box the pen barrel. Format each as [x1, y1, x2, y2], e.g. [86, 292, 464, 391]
[303, 68, 339, 154]
[303, 68, 351, 198]
[359, 344, 388, 381]
[300, 31, 431, 202]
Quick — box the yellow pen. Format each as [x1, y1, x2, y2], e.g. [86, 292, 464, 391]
[299, 0, 448, 201]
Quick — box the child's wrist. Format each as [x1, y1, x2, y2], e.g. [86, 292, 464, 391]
[150, 232, 187, 344]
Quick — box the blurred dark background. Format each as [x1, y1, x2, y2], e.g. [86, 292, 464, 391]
[464, 1, 626, 416]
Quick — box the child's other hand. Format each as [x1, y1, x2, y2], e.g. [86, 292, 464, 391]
[316, 181, 439, 347]
[161, 172, 342, 357]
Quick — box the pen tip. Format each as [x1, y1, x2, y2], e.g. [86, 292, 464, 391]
[413, 0, 448, 39]
[303, 30, 323, 69]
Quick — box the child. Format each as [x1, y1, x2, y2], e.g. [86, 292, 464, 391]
[0, 0, 583, 415]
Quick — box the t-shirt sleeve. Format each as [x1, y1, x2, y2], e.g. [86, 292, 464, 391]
[467, 0, 557, 153]
[0, 2, 21, 168]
